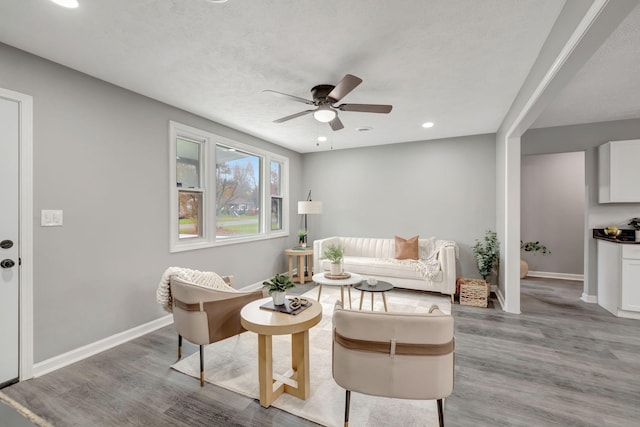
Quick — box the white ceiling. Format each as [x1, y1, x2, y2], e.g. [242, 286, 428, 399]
[0, 0, 637, 153]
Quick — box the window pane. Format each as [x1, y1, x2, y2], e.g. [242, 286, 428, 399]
[176, 138, 200, 188]
[270, 161, 282, 196]
[271, 197, 282, 230]
[178, 191, 202, 239]
[216, 145, 261, 238]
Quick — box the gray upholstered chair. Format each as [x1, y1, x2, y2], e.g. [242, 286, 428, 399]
[332, 302, 455, 427]
[170, 275, 264, 386]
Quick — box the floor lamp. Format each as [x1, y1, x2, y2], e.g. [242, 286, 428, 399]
[298, 191, 322, 276]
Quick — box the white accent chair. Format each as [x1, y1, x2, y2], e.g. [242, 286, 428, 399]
[170, 275, 264, 386]
[332, 302, 455, 426]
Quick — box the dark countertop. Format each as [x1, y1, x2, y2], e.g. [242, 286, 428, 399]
[593, 229, 640, 244]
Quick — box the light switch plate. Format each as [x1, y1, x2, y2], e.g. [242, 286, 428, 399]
[41, 209, 63, 227]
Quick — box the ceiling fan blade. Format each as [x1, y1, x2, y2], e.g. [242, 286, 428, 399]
[327, 74, 362, 102]
[338, 103, 393, 113]
[273, 109, 315, 123]
[328, 116, 344, 131]
[263, 90, 315, 105]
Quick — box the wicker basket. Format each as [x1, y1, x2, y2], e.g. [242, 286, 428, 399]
[459, 278, 489, 307]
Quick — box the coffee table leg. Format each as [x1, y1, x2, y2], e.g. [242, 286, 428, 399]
[359, 291, 364, 310]
[317, 284, 323, 301]
[288, 330, 310, 399]
[382, 292, 388, 312]
[257, 334, 283, 407]
[371, 293, 374, 311]
[340, 286, 344, 307]
[347, 286, 352, 309]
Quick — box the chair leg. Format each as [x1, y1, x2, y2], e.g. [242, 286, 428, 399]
[177, 334, 183, 360]
[437, 398, 444, 427]
[199, 345, 204, 387]
[344, 390, 351, 427]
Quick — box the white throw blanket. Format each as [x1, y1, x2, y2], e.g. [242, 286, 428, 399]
[156, 267, 235, 313]
[415, 240, 458, 281]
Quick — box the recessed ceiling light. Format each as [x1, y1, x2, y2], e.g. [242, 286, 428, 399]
[422, 122, 434, 128]
[50, 0, 79, 8]
[208, 0, 228, 3]
[317, 136, 327, 142]
[356, 126, 373, 132]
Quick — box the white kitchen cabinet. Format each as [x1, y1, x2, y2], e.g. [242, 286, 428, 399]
[597, 240, 640, 319]
[599, 139, 640, 203]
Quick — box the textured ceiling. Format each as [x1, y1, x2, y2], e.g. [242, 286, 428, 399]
[2, 0, 617, 153]
[532, 2, 640, 129]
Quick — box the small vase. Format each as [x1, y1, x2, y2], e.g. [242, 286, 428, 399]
[520, 259, 528, 279]
[330, 262, 343, 275]
[272, 291, 286, 306]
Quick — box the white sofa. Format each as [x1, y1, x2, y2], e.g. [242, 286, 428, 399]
[313, 236, 457, 300]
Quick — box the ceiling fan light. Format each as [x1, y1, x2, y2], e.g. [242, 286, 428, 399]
[314, 106, 336, 123]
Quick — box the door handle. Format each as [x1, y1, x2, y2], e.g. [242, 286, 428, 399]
[1, 259, 15, 269]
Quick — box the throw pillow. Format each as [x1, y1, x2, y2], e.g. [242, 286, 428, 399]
[395, 235, 419, 260]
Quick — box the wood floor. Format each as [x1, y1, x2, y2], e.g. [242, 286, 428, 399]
[3, 278, 640, 426]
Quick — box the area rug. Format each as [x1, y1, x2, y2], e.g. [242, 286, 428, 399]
[172, 286, 451, 427]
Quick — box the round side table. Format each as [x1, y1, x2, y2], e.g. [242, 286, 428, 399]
[240, 297, 322, 408]
[312, 272, 363, 309]
[354, 280, 394, 311]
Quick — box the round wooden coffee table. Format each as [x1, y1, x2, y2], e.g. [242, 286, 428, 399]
[312, 272, 363, 309]
[240, 297, 322, 408]
[354, 280, 394, 311]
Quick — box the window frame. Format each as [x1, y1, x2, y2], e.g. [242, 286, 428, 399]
[169, 121, 289, 253]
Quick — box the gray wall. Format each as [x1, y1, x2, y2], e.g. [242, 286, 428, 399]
[0, 43, 303, 362]
[521, 152, 585, 275]
[523, 118, 640, 296]
[301, 134, 497, 279]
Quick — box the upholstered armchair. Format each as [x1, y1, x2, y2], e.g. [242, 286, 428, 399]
[332, 302, 455, 427]
[170, 275, 264, 386]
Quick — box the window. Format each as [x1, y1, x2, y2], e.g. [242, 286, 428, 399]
[170, 121, 288, 252]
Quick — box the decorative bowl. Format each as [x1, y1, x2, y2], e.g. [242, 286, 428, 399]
[604, 226, 621, 238]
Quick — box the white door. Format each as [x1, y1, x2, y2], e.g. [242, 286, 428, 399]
[0, 96, 20, 386]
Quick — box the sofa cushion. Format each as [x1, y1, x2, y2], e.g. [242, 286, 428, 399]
[320, 256, 444, 282]
[395, 235, 419, 260]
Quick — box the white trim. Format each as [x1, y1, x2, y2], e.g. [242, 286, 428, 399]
[615, 309, 640, 320]
[500, 1, 609, 315]
[169, 121, 290, 253]
[505, 0, 609, 139]
[0, 87, 34, 381]
[495, 286, 507, 312]
[527, 271, 584, 281]
[581, 293, 598, 304]
[32, 315, 173, 378]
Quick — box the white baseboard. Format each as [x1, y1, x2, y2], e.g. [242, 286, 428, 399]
[527, 271, 584, 281]
[32, 314, 173, 378]
[495, 287, 506, 311]
[581, 293, 598, 304]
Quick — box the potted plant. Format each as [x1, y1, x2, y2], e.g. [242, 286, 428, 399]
[322, 244, 344, 275]
[628, 217, 640, 241]
[297, 230, 308, 247]
[520, 240, 551, 278]
[472, 230, 500, 281]
[262, 273, 295, 305]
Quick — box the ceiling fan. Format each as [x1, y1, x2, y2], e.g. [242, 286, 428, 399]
[264, 74, 393, 131]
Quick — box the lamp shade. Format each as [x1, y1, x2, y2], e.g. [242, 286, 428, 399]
[298, 201, 323, 215]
